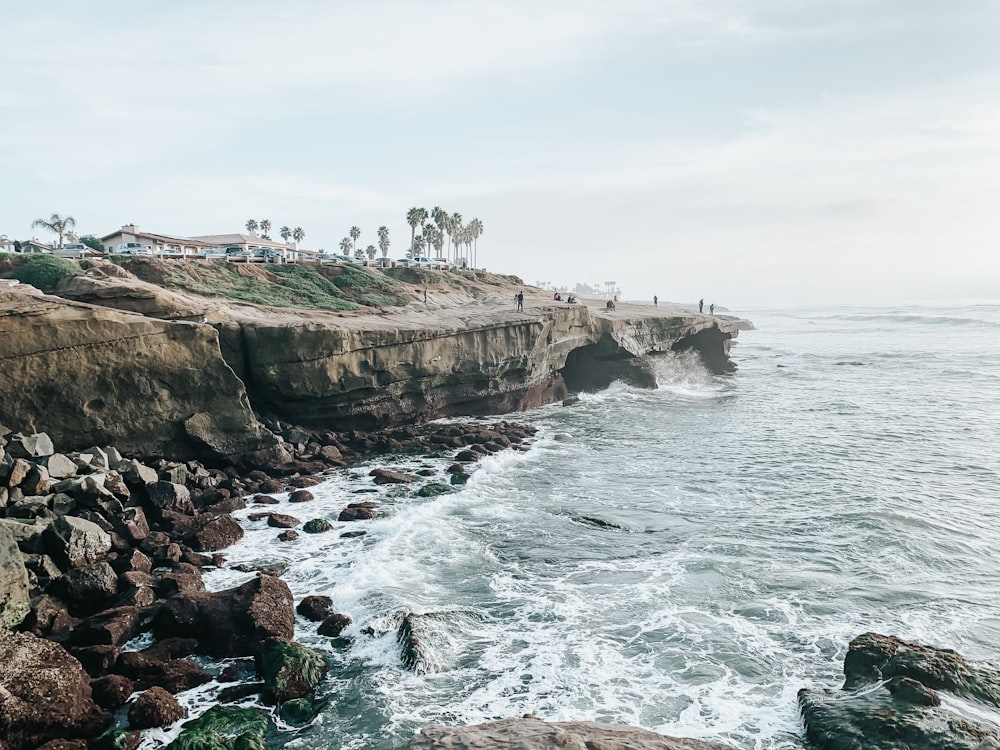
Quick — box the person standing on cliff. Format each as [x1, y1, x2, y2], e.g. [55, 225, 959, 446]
[516, 292, 524, 312]
[423, 288, 427, 304]
[710, 303, 715, 315]
[699, 298, 704, 313]
[653, 295, 658, 307]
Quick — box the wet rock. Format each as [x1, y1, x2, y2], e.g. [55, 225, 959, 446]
[189, 513, 244, 552]
[303, 519, 333, 533]
[288, 489, 314, 503]
[277, 530, 299, 542]
[318, 613, 352, 637]
[52, 561, 119, 614]
[169, 705, 269, 750]
[90, 674, 134, 710]
[406, 718, 733, 749]
[261, 640, 329, 704]
[416, 483, 452, 498]
[799, 632, 1000, 750]
[338, 502, 377, 522]
[0, 524, 30, 628]
[450, 471, 470, 486]
[0, 628, 111, 749]
[296, 595, 333, 622]
[91, 730, 141, 750]
[278, 696, 329, 726]
[267, 513, 300, 528]
[340, 530, 366, 539]
[151, 574, 295, 658]
[259, 479, 285, 494]
[128, 686, 186, 729]
[69, 644, 120, 677]
[370, 468, 418, 484]
[118, 507, 150, 543]
[454, 450, 478, 462]
[43, 515, 112, 569]
[253, 494, 280, 505]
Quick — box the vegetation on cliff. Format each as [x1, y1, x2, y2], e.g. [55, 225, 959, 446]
[1, 254, 82, 290]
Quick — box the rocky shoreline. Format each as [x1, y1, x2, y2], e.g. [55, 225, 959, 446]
[4, 424, 1000, 750]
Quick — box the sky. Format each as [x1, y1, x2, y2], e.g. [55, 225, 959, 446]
[2, 0, 999, 306]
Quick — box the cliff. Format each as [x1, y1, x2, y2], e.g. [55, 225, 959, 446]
[0, 262, 743, 461]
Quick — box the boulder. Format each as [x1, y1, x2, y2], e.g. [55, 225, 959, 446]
[151, 574, 294, 658]
[115, 652, 211, 693]
[146, 481, 194, 514]
[288, 489, 314, 503]
[42, 515, 112, 569]
[6, 457, 32, 488]
[118, 507, 150, 543]
[278, 530, 298, 542]
[339, 503, 376, 522]
[799, 632, 1000, 750]
[407, 718, 733, 749]
[52, 562, 119, 614]
[90, 674, 134, 710]
[0, 524, 30, 628]
[117, 459, 158, 486]
[127, 686, 186, 730]
[267, 513, 300, 529]
[5, 432, 55, 460]
[188, 513, 244, 552]
[296, 595, 333, 622]
[261, 640, 329, 704]
[168, 705, 269, 750]
[317, 613, 351, 637]
[370, 468, 418, 484]
[303, 518, 333, 533]
[20, 463, 52, 495]
[0, 628, 111, 749]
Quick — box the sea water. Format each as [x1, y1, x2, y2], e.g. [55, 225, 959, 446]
[151, 302, 1000, 749]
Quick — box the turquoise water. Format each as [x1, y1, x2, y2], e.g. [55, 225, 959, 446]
[152, 302, 1000, 749]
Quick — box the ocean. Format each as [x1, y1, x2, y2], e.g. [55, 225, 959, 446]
[148, 302, 1000, 749]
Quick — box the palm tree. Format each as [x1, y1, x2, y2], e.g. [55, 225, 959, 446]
[245, 219, 258, 235]
[365, 244, 377, 260]
[377, 226, 390, 257]
[427, 226, 444, 257]
[292, 227, 305, 247]
[406, 208, 421, 253]
[31, 213, 77, 249]
[450, 213, 463, 263]
[411, 234, 425, 258]
[260, 219, 271, 239]
[339, 237, 353, 256]
[280, 226, 291, 243]
[469, 218, 484, 268]
[349, 226, 361, 254]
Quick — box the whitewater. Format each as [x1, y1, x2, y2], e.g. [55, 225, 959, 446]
[146, 301, 1000, 749]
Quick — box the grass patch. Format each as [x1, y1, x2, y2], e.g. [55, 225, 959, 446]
[163, 264, 356, 310]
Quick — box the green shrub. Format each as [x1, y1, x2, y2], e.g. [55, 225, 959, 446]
[4, 255, 81, 290]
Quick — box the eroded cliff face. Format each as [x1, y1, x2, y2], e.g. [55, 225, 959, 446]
[225, 302, 741, 430]
[0, 283, 278, 462]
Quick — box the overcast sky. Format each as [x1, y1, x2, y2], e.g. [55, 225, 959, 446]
[2, 0, 998, 306]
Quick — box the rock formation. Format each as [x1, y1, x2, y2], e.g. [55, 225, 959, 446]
[407, 717, 732, 749]
[799, 632, 1000, 750]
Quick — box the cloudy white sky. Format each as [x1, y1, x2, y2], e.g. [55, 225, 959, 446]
[2, 0, 998, 306]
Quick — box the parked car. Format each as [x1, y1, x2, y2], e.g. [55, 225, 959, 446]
[431, 257, 453, 268]
[61, 243, 91, 257]
[374, 256, 394, 267]
[251, 248, 283, 261]
[115, 242, 153, 255]
[394, 257, 413, 266]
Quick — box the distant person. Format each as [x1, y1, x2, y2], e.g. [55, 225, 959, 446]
[567, 294, 576, 304]
[606, 299, 615, 311]
[699, 298, 704, 313]
[516, 292, 524, 312]
[13, 239, 22, 253]
[710, 303, 715, 315]
[553, 292, 561, 301]
[423, 288, 427, 304]
[653, 295, 658, 306]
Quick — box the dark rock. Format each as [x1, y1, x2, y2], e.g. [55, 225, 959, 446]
[340, 530, 366, 538]
[267, 513, 300, 528]
[450, 471, 470, 486]
[296, 595, 332, 622]
[278, 696, 329, 725]
[454, 450, 478, 462]
[127, 686, 186, 729]
[261, 640, 329, 704]
[90, 674, 134, 710]
[36, 739, 89, 750]
[317, 613, 351, 637]
[370, 468, 418, 484]
[277, 530, 299, 542]
[303, 519, 333, 534]
[288, 489, 314, 503]
[258, 479, 285, 494]
[169, 705, 269, 750]
[253, 494, 280, 504]
[416, 483, 452, 497]
[69, 644, 120, 677]
[22, 594, 75, 639]
[189, 513, 244, 552]
[118, 507, 150, 544]
[799, 632, 1000, 750]
[338, 503, 376, 522]
[151, 574, 295, 658]
[52, 561, 119, 614]
[218, 681, 266, 703]
[115, 652, 211, 692]
[68, 606, 142, 648]
[91, 730, 141, 750]
[0, 629, 111, 749]
[5, 432, 55, 460]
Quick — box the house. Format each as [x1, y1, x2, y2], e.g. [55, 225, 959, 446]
[19, 239, 54, 254]
[99, 225, 221, 257]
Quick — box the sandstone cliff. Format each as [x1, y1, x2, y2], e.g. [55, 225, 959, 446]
[0, 261, 743, 460]
[0, 281, 278, 463]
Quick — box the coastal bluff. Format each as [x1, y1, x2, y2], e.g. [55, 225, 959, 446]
[0, 266, 742, 462]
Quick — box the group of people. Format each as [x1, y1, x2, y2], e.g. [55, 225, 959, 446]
[550, 292, 576, 304]
[698, 298, 714, 315]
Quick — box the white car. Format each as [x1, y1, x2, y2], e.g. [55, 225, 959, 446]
[61, 243, 91, 256]
[115, 242, 153, 255]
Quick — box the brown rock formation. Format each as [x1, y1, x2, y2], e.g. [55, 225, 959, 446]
[407, 717, 732, 749]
